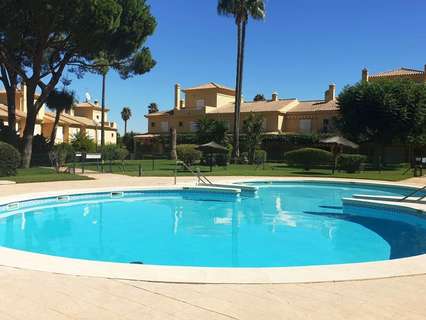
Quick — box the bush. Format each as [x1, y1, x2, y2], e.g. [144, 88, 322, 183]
[0, 141, 21, 176]
[176, 144, 201, 166]
[31, 134, 51, 166]
[71, 131, 96, 153]
[50, 143, 74, 172]
[254, 149, 267, 164]
[102, 144, 129, 161]
[284, 148, 332, 170]
[337, 154, 367, 173]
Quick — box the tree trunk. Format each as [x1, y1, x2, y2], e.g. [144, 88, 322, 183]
[0, 65, 18, 146]
[170, 127, 177, 160]
[232, 21, 242, 162]
[21, 84, 38, 168]
[49, 111, 61, 148]
[236, 20, 247, 159]
[124, 119, 127, 135]
[101, 73, 106, 150]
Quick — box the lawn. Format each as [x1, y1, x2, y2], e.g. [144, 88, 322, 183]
[1, 167, 92, 184]
[77, 159, 413, 182]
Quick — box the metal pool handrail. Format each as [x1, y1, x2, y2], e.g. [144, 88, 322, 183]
[179, 161, 213, 185]
[400, 185, 426, 202]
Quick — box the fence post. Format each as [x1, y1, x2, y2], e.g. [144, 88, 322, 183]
[152, 157, 155, 170]
[174, 161, 177, 185]
[139, 163, 142, 177]
[82, 162, 85, 174]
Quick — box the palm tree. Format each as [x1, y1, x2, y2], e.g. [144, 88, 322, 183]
[253, 93, 266, 101]
[46, 88, 76, 148]
[148, 102, 159, 114]
[217, 0, 266, 161]
[121, 107, 132, 135]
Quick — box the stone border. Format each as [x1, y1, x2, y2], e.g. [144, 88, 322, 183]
[0, 178, 425, 284]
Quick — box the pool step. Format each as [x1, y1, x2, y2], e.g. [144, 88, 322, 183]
[204, 183, 258, 193]
[352, 194, 426, 204]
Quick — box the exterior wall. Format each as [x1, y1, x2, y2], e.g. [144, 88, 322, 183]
[74, 108, 93, 119]
[284, 111, 339, 134]
[216, 94, 235, 108]
[369, 74, 425, 83]
[185, 89, 221, 108]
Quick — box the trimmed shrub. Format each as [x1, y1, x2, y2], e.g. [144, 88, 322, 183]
[284, 148, 333, 171]
[254, 149, 267, 164]
[176, 144, 201, 166]
[0, 141, 21, 176]
[71, 131, 96, 153]
[102, 144, 129, 161]
[50, 143, 74, 172]
[337, 154, 367, 173]
[31, 134, 51, 166]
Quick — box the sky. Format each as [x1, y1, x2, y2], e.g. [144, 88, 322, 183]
[13, 0, 426, 134]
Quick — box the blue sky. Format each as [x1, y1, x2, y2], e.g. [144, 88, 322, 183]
[19, 1, 426, 133]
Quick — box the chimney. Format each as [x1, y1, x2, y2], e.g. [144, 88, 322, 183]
[174, 83, 181, 110]
[423, 64, 426, 82]
[325, 84, 336, 102]
[180, 99, 185, 109]
[362, 68, 369, 82]
[272, 92, 279, 101]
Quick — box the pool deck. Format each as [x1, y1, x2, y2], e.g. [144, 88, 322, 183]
[0, 174, 425, 319]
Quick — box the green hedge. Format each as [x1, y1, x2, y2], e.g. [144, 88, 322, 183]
[337, 154, 367, 173]
[284, 148, 333, 171]
[0, 142, 21, 176]
[102, 144, 129, 161]
[176, 144, 201, 166]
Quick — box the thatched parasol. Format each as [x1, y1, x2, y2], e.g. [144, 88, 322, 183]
[320, 136, 359, 173]
[196, 141, 228, 172]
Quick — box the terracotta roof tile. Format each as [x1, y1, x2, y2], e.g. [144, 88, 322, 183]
[370, 67, 424, 78]
[287, 100, 339, 113]
[184, 82, 235, 92]
[210, 99, 298, 114]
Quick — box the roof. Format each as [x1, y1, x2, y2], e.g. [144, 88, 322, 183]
[369, 67, 424, 78]
[209, 99, 298, 114]
[184, 82, 235, 92]
[75, 101, 110, 112]
[0, 104, 26, 119]
[145, 110, 174, 117]
[286, 100, 339, 113]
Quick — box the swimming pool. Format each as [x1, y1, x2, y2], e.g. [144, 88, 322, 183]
[0, 181, 425, 268]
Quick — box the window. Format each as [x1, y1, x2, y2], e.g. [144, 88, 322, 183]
[151, 122, 156, 128]
[96, 115, 100, 120]
[196, 99, 205, 109]
[190, 121, 198, 132]
[178, 121, 183, 127]
[160, 121, 169, 132]
[111, 133, 114, 138]
[322, 119, 330, 133]
[262, 118, 267, 130]
[299, 119, 312, 133]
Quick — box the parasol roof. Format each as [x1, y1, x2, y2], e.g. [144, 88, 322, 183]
[196, 141, 228, 153]
[320, 136, 359, 149]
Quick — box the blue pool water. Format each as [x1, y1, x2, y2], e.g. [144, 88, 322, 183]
[0, 182, 425, 267]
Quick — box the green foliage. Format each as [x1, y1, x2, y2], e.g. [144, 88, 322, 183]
[50, 143, 74, 172]
[196, 117, 228, 144]
[284, 148, 333, 171]
[337, 154, 367, 173]
[261, 133, 332, 161]
[71, 132, 96, 153]
[0, 0, 157, 167]
[31, 135, 51, 166]
[102, 144, 129, 161]
[0, 123, 19, 147]
[148, 102, 159, 114]
[120, 132, 136, 154]
[0, 141, 20, 176]
[176, 144, 201, 166]
[254, 149, 267, 163]
[253, 94, 266, 101]
[46, 89, 75, 114]
[121, 107, 132, 122]
[337, 79, 426, 145]
[242, 113, 264, 163]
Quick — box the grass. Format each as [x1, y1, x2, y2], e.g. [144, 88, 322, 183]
[77, 159, 413, 182]
[1, 167, 92, 183]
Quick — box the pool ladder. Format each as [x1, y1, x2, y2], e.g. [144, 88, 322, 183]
[399, 185, 426, 203]
[180, 162, 213, 185]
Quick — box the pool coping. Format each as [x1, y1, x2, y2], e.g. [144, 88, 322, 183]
[0, 177, 425, 284]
